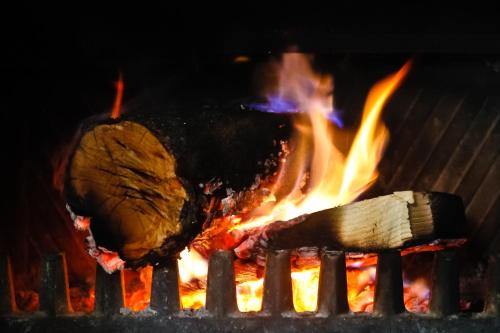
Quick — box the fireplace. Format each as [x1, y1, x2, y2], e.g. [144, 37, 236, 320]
[2, 4, 500, 333]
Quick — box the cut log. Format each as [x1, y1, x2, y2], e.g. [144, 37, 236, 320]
[64, 107, 291, 266]
[244, 191, 467, 252]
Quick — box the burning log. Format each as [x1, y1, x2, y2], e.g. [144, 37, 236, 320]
[234, 191, 466, 257]
[64, 108, 291, 266]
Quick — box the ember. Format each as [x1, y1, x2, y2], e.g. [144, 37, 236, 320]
[123, 266, 152, 311]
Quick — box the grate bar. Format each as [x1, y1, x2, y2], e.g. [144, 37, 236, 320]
[374, 250, 405, 315]
[429, 250, 459, 316]
[317, 249, 349, 316]
[485, 253, 500, 316]
[150, 258, 181, 315]
[206, 250, 238, 317]
[262, 249, 294, 315]
[94, 265, 124, 316]
[0, 256, 17, 315]
[39, 253, 72, 315]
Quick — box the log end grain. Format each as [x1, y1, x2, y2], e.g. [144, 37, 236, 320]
[67, 121, 193, 262]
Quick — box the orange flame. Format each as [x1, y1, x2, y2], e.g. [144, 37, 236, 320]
[123, 266, 152, 311]
[226, 55, 410, 312]
[231, 55, 411, 232]
[113, 55, 414, 314]
[110, 73, 124, 119]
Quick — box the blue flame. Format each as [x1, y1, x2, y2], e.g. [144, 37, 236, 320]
[326, 111, 344, 128]
[248, 96, 299, 114]
[247, 95, 344, 128]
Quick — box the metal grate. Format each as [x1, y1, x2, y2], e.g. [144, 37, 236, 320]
[1, 250, 500, 333]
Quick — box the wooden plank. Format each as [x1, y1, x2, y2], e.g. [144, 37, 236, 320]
[261, 191, 466, 251]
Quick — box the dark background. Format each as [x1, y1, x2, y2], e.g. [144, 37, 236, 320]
[1, 3, 499, 297]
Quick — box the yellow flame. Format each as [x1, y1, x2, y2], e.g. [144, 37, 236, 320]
[225, 54, 410, 313]
[180, 289, 206, 310]
[178, 247, 208, 283]
[177, 247, 208, 309]
[231, 54, 411, 232]
[178, 54, 411, 312]
[236, 279, 264, 312]
[291, 267, 320, 312]
[339, 61, 411, 199]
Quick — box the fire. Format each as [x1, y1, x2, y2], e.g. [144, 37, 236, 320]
[291, 267, 320, 311]
[178, 248, 209, 283]
[117, 255, 430, 314]
[347, 264, 377, 312]
[177, 247, 208, 309]
[175, 54, 411, 313]
[236, 279, 264, 312]
[231, 55, 411, 232]
[110, 73, 124, 119]
[123, 266, 153, 311]
[55, 54, 418, 314]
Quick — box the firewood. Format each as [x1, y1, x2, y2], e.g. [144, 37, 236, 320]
[240, 191, 466, 253]
[64, 107, 291, 266]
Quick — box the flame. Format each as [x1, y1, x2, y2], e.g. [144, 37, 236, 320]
[110, 73, 124, 119]
[177, 54, 411, 313]
[62, 55, 418, 314]
[178, 248, 209, 283]
[123, 266, 153, 311]
[225, 54, 410, 312]
[177, 247, 208, 309]
[231, 55, 410, 232]
[347, 265, 377, 312]
[116, 257, 430, 314]
[404, 277, 431, 312]
[236, 278, 264, 312]
[291, 267, 320, 311]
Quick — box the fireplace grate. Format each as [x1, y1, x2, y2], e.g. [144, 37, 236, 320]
[1, 250, 500, 333]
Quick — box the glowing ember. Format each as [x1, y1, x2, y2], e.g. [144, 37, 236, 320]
[123, 266, 153, 311]
[347, 264, 377, 312]
[404, 277, 431, 312]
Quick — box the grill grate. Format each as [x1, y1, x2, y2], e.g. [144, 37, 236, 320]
[1, 250, 500, 333]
